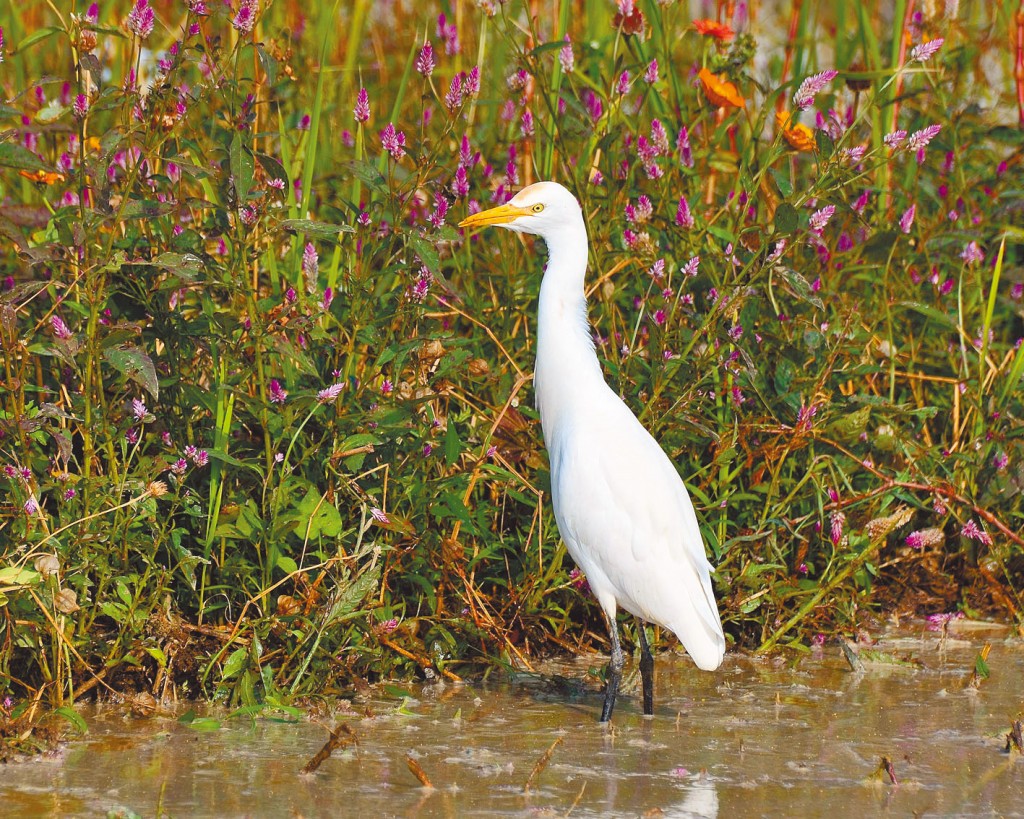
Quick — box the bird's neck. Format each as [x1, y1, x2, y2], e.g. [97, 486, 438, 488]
[535, 221, 605, 433]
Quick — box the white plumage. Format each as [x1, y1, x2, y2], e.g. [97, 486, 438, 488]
[460, 181, 724, 720]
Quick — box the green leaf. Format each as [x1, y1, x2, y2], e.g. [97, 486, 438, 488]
[774, 202, 798, 234]
[974, 652, 990, 679]
[291, 487, 343, 539]
[149, 252, 203, 280]
[103, 345, 159, 399]
[145, 647, 168, 668]
[256, 153, 288, 188]
[778, 267, 824, 310]
[276, 555, 298, 574]
[256, 44, 278, 86]
[221, 647, 248, 680]
[0, 566, 41, 586]
[187, 717, 223, 732]
[327, 564, 381, 624]
[814, 129, 835, 156]
[0, 143, 55, 173]
[444, 423, 461, 466]
[409, 234, 440, 275]
[280, 218, 353, 241]
[771, 169, 794, 198]
[53, 706, 88, 733]
[17, 26, 63, 52]
[345, 159, 387, 192]
[229, 133, 255, 204]
[121, 199, 177, 219]
[774, 357, 797, 395]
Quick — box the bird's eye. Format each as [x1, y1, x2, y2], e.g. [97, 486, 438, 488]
[531, 203, 545, 213]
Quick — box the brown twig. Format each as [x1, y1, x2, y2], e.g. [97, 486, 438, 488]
[379, 636, 463, 683]
[406, 755, 435, 788]
[302, 723, 356, 774]
[524, 736, 562, 793]
[817, 436, 1024, 549]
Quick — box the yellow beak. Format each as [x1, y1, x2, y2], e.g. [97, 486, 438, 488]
[458, 202, 530, 229]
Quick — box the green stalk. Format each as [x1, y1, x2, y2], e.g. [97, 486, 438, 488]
[540, 0, 572, 179]
[977, 237, 1007, 426]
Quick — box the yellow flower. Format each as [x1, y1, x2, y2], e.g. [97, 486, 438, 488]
[698, 68, 745, 109]
[775, 110, 815, 152]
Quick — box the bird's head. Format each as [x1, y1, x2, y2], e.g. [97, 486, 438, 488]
[458, 181, 583, 241]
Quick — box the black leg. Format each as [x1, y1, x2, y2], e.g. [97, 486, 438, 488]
[600, 611, 624, 722]
[636, 621, 654, 716]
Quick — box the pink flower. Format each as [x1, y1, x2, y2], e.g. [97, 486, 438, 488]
[677, 125, 693, 167]
[520, 108, 534, 137]
[380, 123, 406, 159]
[558, 36, 574, 73]
[415, 41, 435, 77]
[808, 204, 835, 235]
[317, 383, 345, 404]
[680, 256, 700, 278]
[73, 93, 89, 118]
[353, 87, 370, 123]
[884, 129, 907, 150]
[232, 0, 258, 34]
[436, 12, 459, 55]
[925, 611, 964, 630]
[644, 59, 659, 84]
[125, 0, 154, 38]
[960, 519, 992, 546]
[370, 507, 390, 524]
[829, 510, 845, 545]
[675, 195, 694, 229]
[302, 243, 318, 292]
[444, 74, 464, 111]
[269, 378, 287, 404]
[909, 38, 944, 63]
[131, 398, 148, 420]
[452, 165, 469, 197]
[51, 315, 72, 339]
[616, 70, 630, 96]
[906, 124, 941, 153]
[899, 204, 915, 234]
[568, 567, 589, 592]
[960, 241, 983, 265]
[793, 69, 838, 110]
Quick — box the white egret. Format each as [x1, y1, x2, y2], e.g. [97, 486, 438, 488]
[459, 181, 725, 721]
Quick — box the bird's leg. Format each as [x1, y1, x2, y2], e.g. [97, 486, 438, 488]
[636, 620, 654, 716]
[600, 612, 624, 722]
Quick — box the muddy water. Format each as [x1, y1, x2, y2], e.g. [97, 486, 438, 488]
[3, 623, 1022, 817]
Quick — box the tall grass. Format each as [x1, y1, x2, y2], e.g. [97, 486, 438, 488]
[0, 0, 1022, 739]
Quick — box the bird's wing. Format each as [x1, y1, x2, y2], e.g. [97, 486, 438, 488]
[552, 388, 722, 655]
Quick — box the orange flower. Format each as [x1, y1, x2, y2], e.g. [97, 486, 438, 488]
[698, 68, 745, 109]
[693, 19, 735, 42]
[19, 169, 65, 185]
[775, 111, 815, 152]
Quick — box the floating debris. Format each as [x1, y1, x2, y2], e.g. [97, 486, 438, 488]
[965, 644, 992, 690]
[1005, 719, 1023, 755]
[524, 736, 563, 793]
[406, 755, 435, 789]
[302, 723, 355, 774]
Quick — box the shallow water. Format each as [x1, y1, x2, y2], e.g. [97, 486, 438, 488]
[3, 622, 1022, 818]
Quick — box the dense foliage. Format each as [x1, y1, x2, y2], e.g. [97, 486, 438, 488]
[1, 0, 1022, 734]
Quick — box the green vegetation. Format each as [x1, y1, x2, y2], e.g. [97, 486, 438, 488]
[1, 0, 1022, 745]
